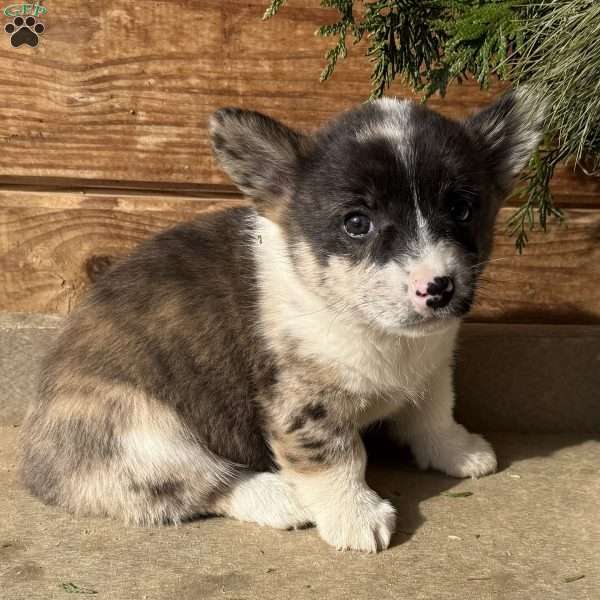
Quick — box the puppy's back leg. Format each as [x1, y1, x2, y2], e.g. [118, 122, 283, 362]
[22, 386, 312, 528]
[21, 386, 234, 525]
[211, 471, 312, 529]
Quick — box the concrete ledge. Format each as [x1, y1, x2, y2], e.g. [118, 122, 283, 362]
[0, 313, 62, 427]
[0, 313, 63, 331]
[456, 323, 600, 433]
[1, 313, 598, 433]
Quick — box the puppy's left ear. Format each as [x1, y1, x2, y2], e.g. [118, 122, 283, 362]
[465, 89, 545, 196]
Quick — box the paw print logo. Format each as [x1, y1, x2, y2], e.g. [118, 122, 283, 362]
[4, 15, 45, 47]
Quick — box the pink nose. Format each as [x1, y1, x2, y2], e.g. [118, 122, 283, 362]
[412, 276, 455, 310]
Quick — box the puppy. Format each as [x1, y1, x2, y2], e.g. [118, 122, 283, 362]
[20, 91, 542, 552]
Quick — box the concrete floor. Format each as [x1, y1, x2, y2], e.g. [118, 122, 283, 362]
[1, 314, 599, 599]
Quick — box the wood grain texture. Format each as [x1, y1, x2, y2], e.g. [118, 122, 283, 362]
[1, 190, 598, 321]
[0, 190, 244, 313]
[474, 210, 600, 323]
[0, 0, 598, 203]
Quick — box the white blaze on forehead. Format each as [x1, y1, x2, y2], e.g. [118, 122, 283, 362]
[355, 97, 412, 144]
[414, 201, 428, 238]
[356, 98, 429, 246]
[398, 142, 430, 244]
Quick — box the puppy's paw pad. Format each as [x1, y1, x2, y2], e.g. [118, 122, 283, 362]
[317, 492, 396, 553]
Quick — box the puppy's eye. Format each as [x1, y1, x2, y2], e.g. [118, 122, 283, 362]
[344, 213, 372, 238]
[449, 199, 472, 223]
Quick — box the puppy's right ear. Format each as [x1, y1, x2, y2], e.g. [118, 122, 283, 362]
[209, 108, 309, 205]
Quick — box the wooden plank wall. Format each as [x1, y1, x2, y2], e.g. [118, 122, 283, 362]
[0, 0, 599, 324]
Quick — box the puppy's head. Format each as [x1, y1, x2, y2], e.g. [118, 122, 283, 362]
[210, 92, 543, 336]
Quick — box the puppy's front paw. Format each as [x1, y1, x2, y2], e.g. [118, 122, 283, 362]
[413, 425, 497, 479]
[443, 433, 497, 478]
[316, 489, 396, 552]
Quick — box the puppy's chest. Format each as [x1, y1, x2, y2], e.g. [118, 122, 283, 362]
[320, 332, 445, 407]
[278, 318, 456, 425]
[296, 330, 448, 427]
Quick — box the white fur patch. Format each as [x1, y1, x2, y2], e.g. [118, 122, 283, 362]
[355, 97, 412, 144]
[218, 471, 312, 529]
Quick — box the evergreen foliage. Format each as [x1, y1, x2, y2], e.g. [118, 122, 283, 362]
[264, 0, 600, 250]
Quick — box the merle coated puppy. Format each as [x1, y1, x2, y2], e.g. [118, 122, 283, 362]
[21, 91, 542, 552]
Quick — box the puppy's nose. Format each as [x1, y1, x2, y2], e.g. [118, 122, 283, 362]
[426, 276, 454, 309]
[414, 276, 455, 309]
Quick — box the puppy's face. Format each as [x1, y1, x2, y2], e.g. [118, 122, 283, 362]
[210, 93, 542, 336]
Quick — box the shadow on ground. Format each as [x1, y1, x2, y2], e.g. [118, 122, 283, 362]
[365, 429, 599, 549]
